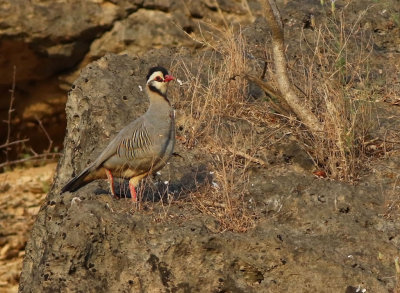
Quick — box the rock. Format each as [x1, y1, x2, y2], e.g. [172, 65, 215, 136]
[0, 0, 252, 162]
[12, 0, 400, 292]
[0, 0, 122, 84]
[143, 0, 172, 11]
[19, 52, 215, 292]
[0, 0, 124, 161]
[19, 50, 400, 292]
[89, 9, 194, 59]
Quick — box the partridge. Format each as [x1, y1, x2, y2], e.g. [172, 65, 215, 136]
[61, 66, 175, 201]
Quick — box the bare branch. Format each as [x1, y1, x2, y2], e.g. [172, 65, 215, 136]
[35, 116, 53, 153]
[225, 146, 268, 166]
[0, 139, 29, 150]
[244, 73, 292, 116]
[208, 144, 268, 167]
[0, 153, 61, 169]
[261, 0, 323, 133]
[3, 65, 17, 161]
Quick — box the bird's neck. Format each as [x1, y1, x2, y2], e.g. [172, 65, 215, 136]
[146, 88, 172, 117]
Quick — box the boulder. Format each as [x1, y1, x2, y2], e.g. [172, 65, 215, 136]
[19, 51, 400, 293]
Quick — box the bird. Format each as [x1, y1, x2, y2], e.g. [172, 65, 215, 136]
[61, 66, 175, 202]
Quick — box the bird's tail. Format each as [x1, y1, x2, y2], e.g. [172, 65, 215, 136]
[61, 167, 92, 193]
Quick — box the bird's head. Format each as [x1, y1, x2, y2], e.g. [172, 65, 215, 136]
[146, 66, 174, 96]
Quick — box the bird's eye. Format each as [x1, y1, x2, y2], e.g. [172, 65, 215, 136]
[155, 76, 163, 82]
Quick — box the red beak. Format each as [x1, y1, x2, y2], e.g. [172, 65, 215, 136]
[164, 75, 175, 82]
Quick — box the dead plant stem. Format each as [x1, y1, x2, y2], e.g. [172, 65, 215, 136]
[0, 139, 29, 150]
[262, 0, 323, 133]
[35, 116, 53, 153]
[3, 65, 17, 162]
[0, 152, 61, 169]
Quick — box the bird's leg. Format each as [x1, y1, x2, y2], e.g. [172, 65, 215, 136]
[128, 178, 137, 202]
[105, 169, 118, 199]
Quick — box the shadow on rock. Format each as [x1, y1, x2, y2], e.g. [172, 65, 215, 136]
[94, 163, 212, 202]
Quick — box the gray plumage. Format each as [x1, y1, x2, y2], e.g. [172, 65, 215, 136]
[61, 66, 175, 201]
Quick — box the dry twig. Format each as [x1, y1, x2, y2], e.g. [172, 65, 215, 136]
[0, 152, 61, 169]
[35, 116, 53, 153]
[207, 144, 268, 167]
[0, 139, 29, 150]
[2, 65, 17, 162]
[1, 66, 59, 170]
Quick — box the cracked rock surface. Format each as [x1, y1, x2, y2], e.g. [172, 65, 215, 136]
[19, 52, 400, 292]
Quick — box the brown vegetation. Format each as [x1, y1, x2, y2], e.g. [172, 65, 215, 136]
[159, 1, 398, 231]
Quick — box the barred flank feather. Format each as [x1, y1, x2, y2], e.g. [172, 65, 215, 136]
[116, 126, 152, 159]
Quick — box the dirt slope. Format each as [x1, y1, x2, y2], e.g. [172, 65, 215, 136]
[0, 163, 56, 293]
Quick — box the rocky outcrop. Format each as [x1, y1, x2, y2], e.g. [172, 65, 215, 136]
[0, 0, 255, 85]
[2, 0, 398, 160]
[0, 0, 118, 84]
[8, 0, 400, 291]
[19, 52, 400, 292]
[0, 0, 124, 158]
[18, 51, 214, 292]
[0, 0, 257, 162]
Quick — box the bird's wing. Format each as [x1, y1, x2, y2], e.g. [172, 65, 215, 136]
[91, 116, 152, 169]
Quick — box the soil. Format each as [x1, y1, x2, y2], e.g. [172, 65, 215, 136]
[0, 163, 56, 293]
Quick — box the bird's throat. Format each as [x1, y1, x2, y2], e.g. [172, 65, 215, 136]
[147, 88, 172, 118]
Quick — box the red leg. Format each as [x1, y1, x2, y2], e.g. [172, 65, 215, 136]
[105, 169, 118, 199]
[129, 181, 137, 202]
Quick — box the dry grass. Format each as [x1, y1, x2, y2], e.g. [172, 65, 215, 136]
[190, 131, 257, 232]
[384, 175, 400, 220]
[153, 5, 393, 230]
[169, 25, 263, 232]
[294, 7, 377, 181]
[172, 27, 249, 146]
[383, 177, 400, 292]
